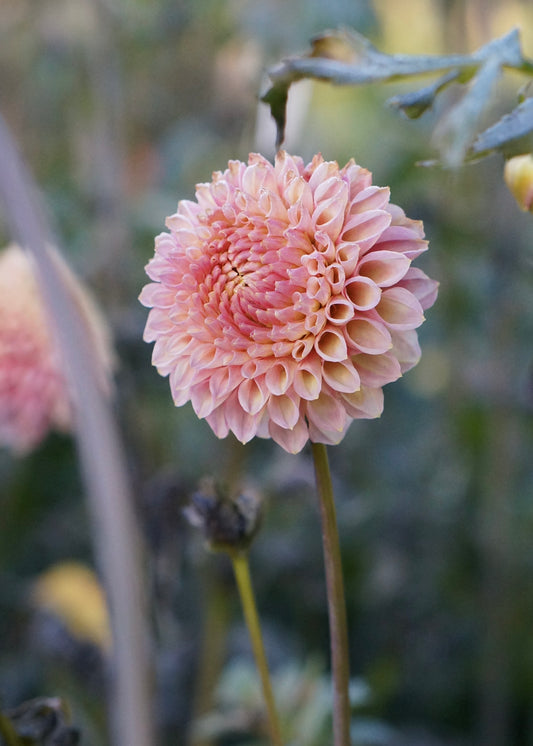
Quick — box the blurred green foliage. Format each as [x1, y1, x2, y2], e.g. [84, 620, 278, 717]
[1, 1, 533, 745]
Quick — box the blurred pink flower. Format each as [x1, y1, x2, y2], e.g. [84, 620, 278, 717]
[0, 244, 113, 454]
[140, 152, 438, 453]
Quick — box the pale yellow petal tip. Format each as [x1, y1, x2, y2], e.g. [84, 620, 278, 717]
[504, 154, 533, 213]
[32, 561, 112, 652]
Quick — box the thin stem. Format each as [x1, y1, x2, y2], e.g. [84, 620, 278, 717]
[230, 552, 284, 746]
[311, 442, 352, 746]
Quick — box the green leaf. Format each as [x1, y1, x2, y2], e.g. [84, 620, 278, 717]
[262, 27, 533, 161]
[432, 55, 503, 167]
[388, 71, 460, 119]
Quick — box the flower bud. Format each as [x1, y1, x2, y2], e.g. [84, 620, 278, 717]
[504, 154, 533, 213]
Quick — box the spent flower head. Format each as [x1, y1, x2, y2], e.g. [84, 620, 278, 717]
[140, 152, 438, 453]
[184, 477, 262, 553]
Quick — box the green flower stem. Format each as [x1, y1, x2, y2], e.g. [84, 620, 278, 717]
[0, 711, 21, 746]
[230, 551, 284, 746]
[311, 442, 352, 746]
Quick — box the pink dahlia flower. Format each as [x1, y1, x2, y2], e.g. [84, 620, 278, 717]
[0, 244, 113, 454]
[140, 152, 438, 453]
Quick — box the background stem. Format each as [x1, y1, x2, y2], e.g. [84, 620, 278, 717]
[0, 116, 155, 746]
[311, 442, 352, 746]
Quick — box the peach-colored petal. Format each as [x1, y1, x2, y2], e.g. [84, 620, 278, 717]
[376, 287, 424, 330]
[267, 393, 300, 429]
[322, 360, 360, 394]
[358, 250, 411, 287]
[353, 353, 402, 388]
[305, 392, 347, 434]
[398, 267, 440, 310]
[293, 357, 323, 400]
[140, 151, 437, 453]
[341, 386, 384, 419]
[390, 329, 421, 373]
[345, 317, 392, 355]
[315, 328, 348, 362]
[268, 417, 309, 454]
[237, 376, 268, 415]
[345, 277, 381, 310]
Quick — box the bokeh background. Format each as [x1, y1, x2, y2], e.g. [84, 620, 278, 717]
[1, 0, 533, 744]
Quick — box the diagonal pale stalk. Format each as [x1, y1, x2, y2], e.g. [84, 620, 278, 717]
[311, 442, 352, 746]
[0, 116, 154, 746]
[230, 551, 284, 746]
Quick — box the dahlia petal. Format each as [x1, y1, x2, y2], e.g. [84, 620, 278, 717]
[358, 250, 411, 287]
[306, 275, 331, 305]
[275, 151, 306, 183]
[345, 277, 381, 310]
[315, 328, 348, 362]
[283, 176, 314, 214]
[340, 210, 392, 251]
[190, 380, 221, 419]
[265, 360, 295, 395]
[291, 335, 314, 360]
[322, 359, 360, 394]
[341, 386, 384, 419]
[308, 419, 350, 446]
[151, 338, 179, 374]
[267, 393, 300, 429]
[350, 185, 390, 213]
[345, 317, 392, 355]
[224, 391, 264, 443]
[308, 159, 338, 190]
[268, 417, 309, 454]
[302, 252, 327, 276]
[143, 310, 176, 341]
[305, 391, 346, 433]
[398, 267, 439, 310]
[312, 191, 348, 240]
[353, 353, 402, 387]
[169, 358, 196, 397]
[208, 365, 242, 399]
[313, 175, 344, 203]
[314, 231, 337, 262]
[189, 343, 218, 369]
[164, 333, 195, 357]
[205, 405, 230, 439]
[375, 225, 428, 259]
[241, 358, 273, 379]
[238, 376, 268, 415]
[293, 357, 322, 400]
[138, 283, 174, 308]
[335, 242, 360, 275]
[376, 287, 424, 329]
[325, 298, 354, 325]
[390, 329, 421, 373]
[324, 263, 346, 294]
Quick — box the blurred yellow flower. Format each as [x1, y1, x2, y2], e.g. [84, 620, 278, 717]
[32, 561, 111, 651]
[504, 154, 533, 213]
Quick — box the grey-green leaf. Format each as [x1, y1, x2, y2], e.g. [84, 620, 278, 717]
[469, 96, 533, 158]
